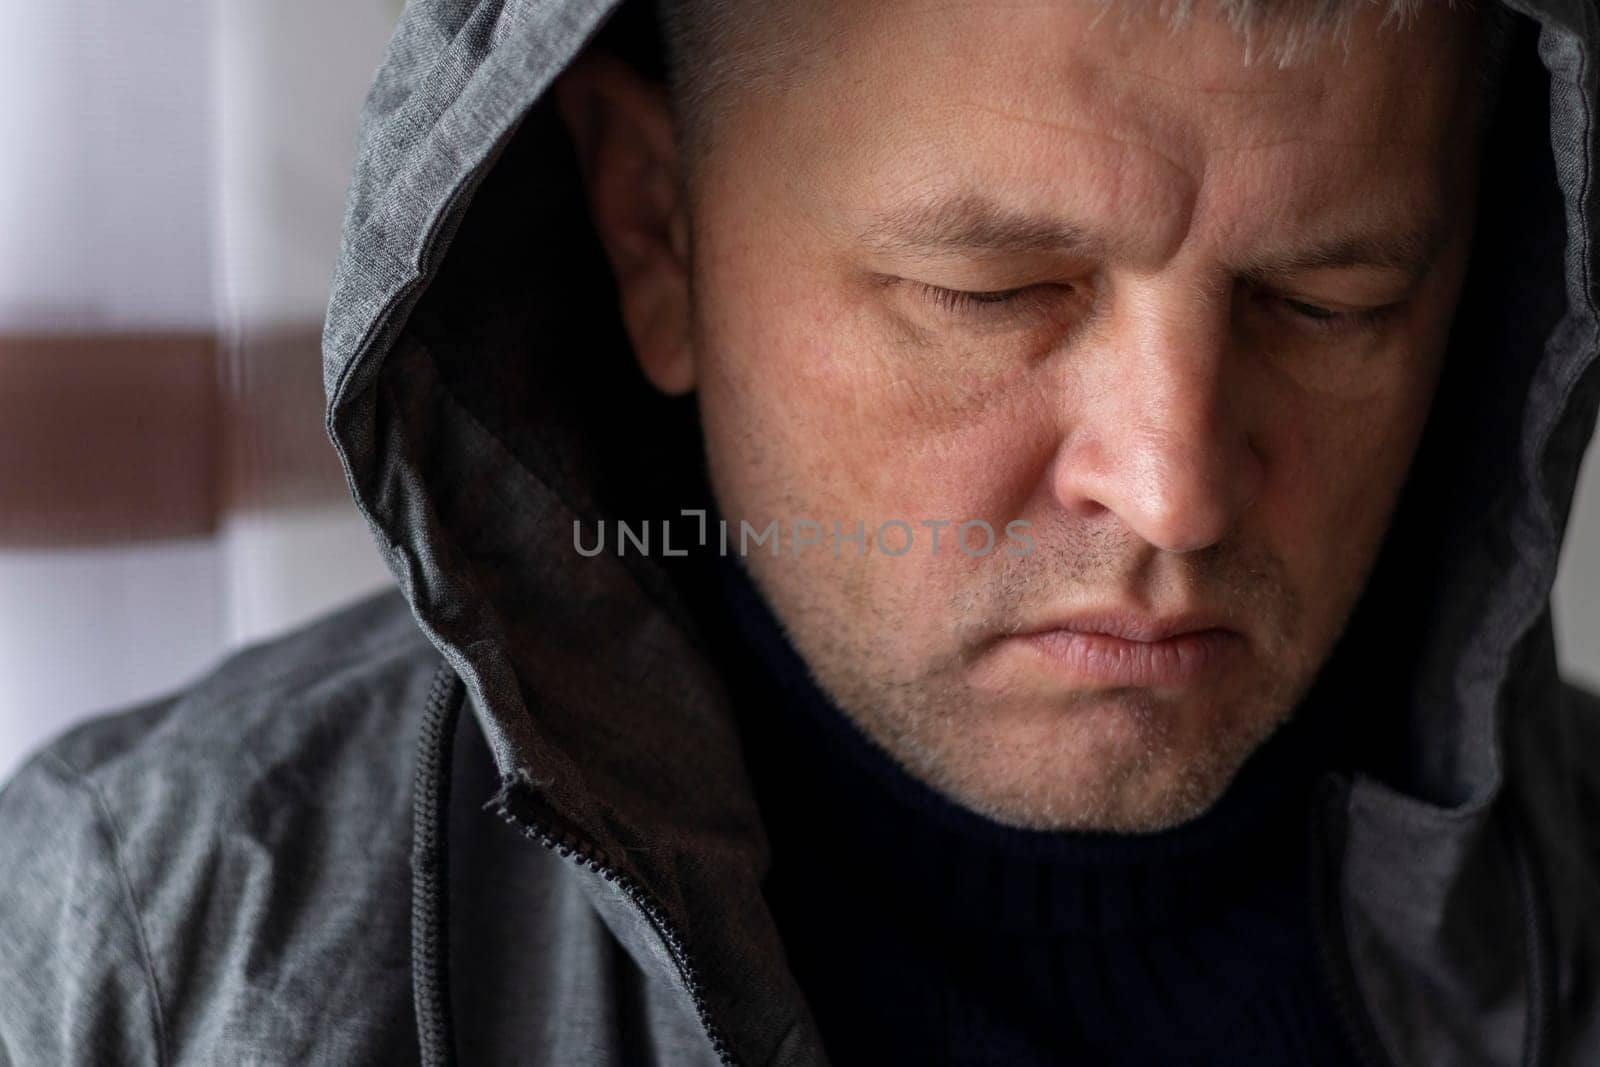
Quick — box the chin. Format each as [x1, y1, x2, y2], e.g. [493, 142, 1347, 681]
[945, 751, 1240, 834]
[913, 690, 1273, 833]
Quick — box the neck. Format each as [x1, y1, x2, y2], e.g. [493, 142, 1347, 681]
[699, 550, 1348, 936]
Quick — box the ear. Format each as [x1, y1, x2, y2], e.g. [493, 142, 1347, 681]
[555, 50, 695, 396]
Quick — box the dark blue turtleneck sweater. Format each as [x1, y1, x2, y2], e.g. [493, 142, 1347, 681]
[698, 553, 1360, 1067]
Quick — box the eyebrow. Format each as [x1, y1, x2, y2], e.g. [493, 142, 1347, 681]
[859, 193, 1104, 259]
[1235, 220, 1446, 285]
[860, 190, 1445, 284]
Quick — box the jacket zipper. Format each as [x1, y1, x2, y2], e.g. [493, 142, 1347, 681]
[1310, 774, 1557, 1067]
[491, 781, 739, 1066]
[1309, 774, 1394, 1067]
[368, 126, 740, 1065]
[1506, 797, 1555, 1067]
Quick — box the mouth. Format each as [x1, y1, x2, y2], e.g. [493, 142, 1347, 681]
[1012, 612, 1244, 688]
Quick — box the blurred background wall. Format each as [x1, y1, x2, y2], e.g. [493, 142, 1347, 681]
[0, 0, 401, 780]
[0, 0, 1596, 784]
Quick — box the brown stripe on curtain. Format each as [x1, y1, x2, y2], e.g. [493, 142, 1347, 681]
[0, 329, 349, 547]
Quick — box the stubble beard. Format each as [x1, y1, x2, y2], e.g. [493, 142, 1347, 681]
[742, 518, 1318, 833]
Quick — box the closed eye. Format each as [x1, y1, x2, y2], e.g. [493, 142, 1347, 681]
[921, 283, 1032, 309]
[1282, 297, 1339, 320]
[1272, 294, 1394, 336]
[911, 281, 1069, 316]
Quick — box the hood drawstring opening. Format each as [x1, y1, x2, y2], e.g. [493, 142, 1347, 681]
[412, 662, 465, 1067]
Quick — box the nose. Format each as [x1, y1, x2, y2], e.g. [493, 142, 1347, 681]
[1049, 287, 1264, 554]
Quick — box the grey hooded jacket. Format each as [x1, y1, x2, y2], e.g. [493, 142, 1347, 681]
[3, 0, 1600, 1064]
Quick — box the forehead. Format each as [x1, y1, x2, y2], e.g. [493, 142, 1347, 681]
[753, 0, 1482, 266]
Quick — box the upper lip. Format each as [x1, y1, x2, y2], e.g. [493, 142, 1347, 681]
[1017, 610, 1236, 643]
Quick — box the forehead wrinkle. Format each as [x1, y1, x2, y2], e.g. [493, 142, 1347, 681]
[1076, 60, 1316, 98]
[955, 99, 1198, 184]
[1212, 135, 1431, 153]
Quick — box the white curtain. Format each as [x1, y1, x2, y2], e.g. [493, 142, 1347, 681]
[0, 0, 401, 781]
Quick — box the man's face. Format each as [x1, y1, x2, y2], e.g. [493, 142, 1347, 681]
[664, 2, 1482, 830]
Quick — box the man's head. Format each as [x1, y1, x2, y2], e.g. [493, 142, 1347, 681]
[557, 0, 1502, 831]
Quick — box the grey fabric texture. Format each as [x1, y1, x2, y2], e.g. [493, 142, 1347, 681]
[2, 0, 1599, 1063]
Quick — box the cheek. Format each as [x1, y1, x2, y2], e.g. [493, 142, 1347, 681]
[1250, 241, 1461, 580]
[1252, 368, 1438, 617]
[697, 260, 1057, 526]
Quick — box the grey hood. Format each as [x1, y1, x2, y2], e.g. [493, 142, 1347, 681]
[321, 0, 1600, 1064]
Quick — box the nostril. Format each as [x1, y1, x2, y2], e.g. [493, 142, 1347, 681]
[1046, 416, 1261, 553]
[1116, 441, 1257, 553]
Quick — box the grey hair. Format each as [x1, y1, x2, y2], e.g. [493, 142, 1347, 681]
[657, 0, 1519, 171]
[1101, 0, 1511, 66]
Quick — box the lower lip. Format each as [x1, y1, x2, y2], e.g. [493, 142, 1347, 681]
[1019, 629, 1242, 688]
